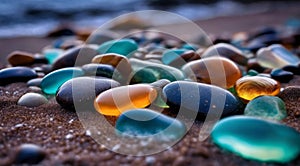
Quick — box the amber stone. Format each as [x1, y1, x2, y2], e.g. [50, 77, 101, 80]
[182, 57, 242, 89]
[235, 76, 280, 101]
[94, 84, 157, 116]
[7, 51, 35, 66]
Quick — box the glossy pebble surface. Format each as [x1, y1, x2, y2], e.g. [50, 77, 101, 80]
[211, 116, 300, 163]
[161, 49, 187, 65]
[235, 76, 280, 101]
[7, 51, 35, 66]
[115, 109, 186, 140]
[40, 67, 84, 94]
[43, 48, 63, 64]
[0, 67, 38, 86]
[18, 93, 48, 107]
[14, 144, 46, 164]
[94, 84, 157, 116]
[82, 63, 122, 80]
[163, 81, 241, 118]
[182, 57, 241, 88]
[56, 77, 120, 110]
[244, 96, 287, 120]
[270, 68, 293, 83]
[97, 39, 138, 57]
[257, 44, 300, 68]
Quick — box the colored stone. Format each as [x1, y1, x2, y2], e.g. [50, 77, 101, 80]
[181, 43, 198, 50]
[244, 96, 287, 120]
[14, 144, 46, 164]
[43, 48, 63, 64]
[56, 77, 120, 110]
[282, 65, 300, 75]
[17, 93, 48, 107]
[82, 63, 122, 80]
[115, 109, 186, 140]
[211, 116, 300, 163]
[97, 39, 138, 57]
[163, 81, 241, 118]
[130, 68, 157, 84]
[7, 51, 35, 66]
[94, 84, 157, 116]
[247, 69, 258, 76]
[257, 44, 300, 68]
[27, 78, 43, 87]
[182, 57, 242, 89]
[130, 58, 185, 82]
[270, 68, 293, 83]
[201, 43, 248, 65]
[40, 67, 84, 94]
[235, 76, 280, 101]
[0, 67, 37, 86]
[52, 45, 98, 70]
[162, 49, 200, 68]
[162, 49, 187, 65]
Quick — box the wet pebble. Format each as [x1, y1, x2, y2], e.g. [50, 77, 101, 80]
[0, 67, 37, 86]
[17, 92, 48, 107]
[13, 144, 46, 164]
[7, 51, 35, 66]
[27, 78, 43, 87]
[97, 39, 138, 57]
[270, 68, 293, 83]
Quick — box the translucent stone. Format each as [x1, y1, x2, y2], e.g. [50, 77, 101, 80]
[161, 49, 187, 65]
[97, 39, 138, 57]
[182, 57, 242, 89]
[115, 109, 186, 140]
[40, 67, 84, 94]
[235, 76, 280, 101]
[94, 84, 157, 116]
[257, 44, 300, 68]
[211, 116, 300, 163]
[43, 48, 63, 64]
[244, 96, 287, 120]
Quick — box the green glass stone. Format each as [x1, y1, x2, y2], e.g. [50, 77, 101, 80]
[162, 49, 186, 65]
[247, 69, 258, 76]
[43, 48, 63, 64]
[211, 116, 300, 163]
[97, 39, 138, 57]
[244, 96, 287, 120]
[40, 67, 84, 94]
[130, 68, 157, 84]
[115, 109, 186, 140]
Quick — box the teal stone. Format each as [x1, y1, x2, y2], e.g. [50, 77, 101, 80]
[115, 109, 186, 140]
[18, 93, 48, 107]
[130, 68, 157, 84]
[244, 96, 287, 120]
[162, 49, 186, 65]
[40, 67, 84, 94]
[130, 58, 185, 82]
[247, 69, 258, 76]
[181, 43, 198, 50]
[211, 116, 300, 163]
[97, 39, 138, 57]
[43, 48, 63, 64]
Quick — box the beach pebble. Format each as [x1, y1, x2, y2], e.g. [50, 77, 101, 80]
[270, 68, 293, 83]
[40, 67, 84, 94]
[13, 144, 46, 164]
[43, 48, 63, 64]
[56, 77, 120, 110]
[211, 116, 300, 163]
[162, 81, 241, 118]
[94, 84, 157, 116]
[235, 76, 280, 101]
[7, 51, 35, 66]
[130, 68, 157, 84]
[97, 39, 138, 57]
[0, 67, 37, 86]
[82, 63, 122, 80]
[182, 57, 241, 89]
[17, 93, 48, 107]
[244, 96, 287, 120]
[27, 78, 43, 87]
[116, 109, 186, 140]
[163, 49, 200, 68]
[282, 65, 300, 75]
[161, 49, 187, 65]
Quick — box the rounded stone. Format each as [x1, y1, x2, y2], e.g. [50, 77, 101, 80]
[43, 48, 63, 64]
[40, 67, 84, 94]
[282, 65, 300, 75]
[270, 68, 293, 83]
[56, 77, 120, 110]
[14, 144, 46, 164]
[82, 63, 122, 80]
[235, 76, 280, 101]
[94, 84, 157, 116]
[116, 109, 186, 140]
[211, 116, 300, 163]
[7, 51, 35, 66]
[163, 81, 241, 118]
[130, 68, 157, 84]
[162, 49, 187, 65]
[244, 96, 287, 120]
[0, 67, 38, 86]
[17, 93, 48, 107]
[97, 39, 138, 57]
[182, 57, 242, 89]
[27, 78, 43, 87]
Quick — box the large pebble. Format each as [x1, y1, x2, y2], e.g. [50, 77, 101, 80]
[13, 144, 46, 164]
[40, 67, 84, 94]
[97, 39, 138, 57]
[211, 116, 300, 163]
[17, 93, 48, 107]
[244, 96, 287, 120]
[163, 81, 241, 118]
[7, 51, 35, 66]
[56, 77, 120, 110]
[0, 67, 37, 86]
[27, 78, 43, 87]
[116, 109, 186, 140]
[182, 57, 241, 88]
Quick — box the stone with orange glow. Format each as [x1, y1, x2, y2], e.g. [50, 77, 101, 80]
[94, 84, 157, 116]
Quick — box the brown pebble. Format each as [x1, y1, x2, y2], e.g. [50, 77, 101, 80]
[7, 51, 35, 66]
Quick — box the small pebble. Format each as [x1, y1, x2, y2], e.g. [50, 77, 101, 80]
[27, 78, 43, 87]
[13, 144, 46, 164]
[7, 51, 35, 66]
[17, 93, 48, 107]
[97, 39, 138, 57]
[270, 68, 293, 83]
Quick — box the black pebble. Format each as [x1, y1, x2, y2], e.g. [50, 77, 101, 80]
[271, 68, 294, 83]
[14, 144, 46, 165]
[0, 67, 37, 86]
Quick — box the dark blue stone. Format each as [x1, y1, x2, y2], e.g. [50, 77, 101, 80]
[271, 68, 294, 83]
[82, 63, 122, 80]
[282, 65, 300, 75]
[0, 67, 37, 86]
[14, 144, 46, 164]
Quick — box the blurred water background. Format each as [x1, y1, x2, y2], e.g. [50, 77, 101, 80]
[0, 0, 299, 38]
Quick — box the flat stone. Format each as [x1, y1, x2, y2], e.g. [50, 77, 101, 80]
[0, 67, 38, 86]
[7, 51, 35, 66]
[17, 93, 48, 107]
[271, 68, 293, 83]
